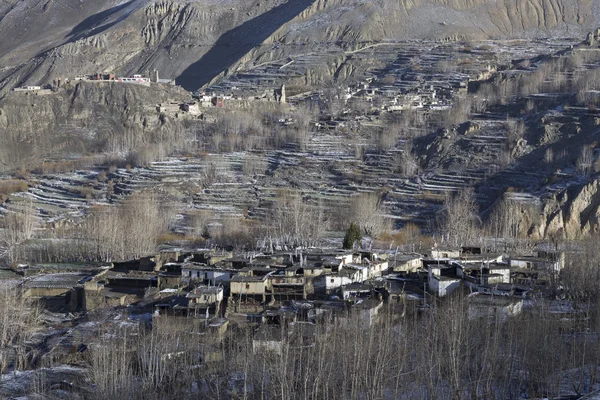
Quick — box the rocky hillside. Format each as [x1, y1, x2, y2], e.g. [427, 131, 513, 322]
[0, 0, 598, 93]
[0, 81, 193, 171]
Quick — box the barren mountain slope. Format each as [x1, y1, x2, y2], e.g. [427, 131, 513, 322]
[0, 0, 598, 93]
[0, 81, 192, 170]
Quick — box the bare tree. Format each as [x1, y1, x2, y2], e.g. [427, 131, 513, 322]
[544, 148, 554, 164]
[349, 192, 390, 237]
[397, 142, 420, 178]
[505, 118, 526, 149]
[439, 187, 480, 247]
[577, 145, 594, 175]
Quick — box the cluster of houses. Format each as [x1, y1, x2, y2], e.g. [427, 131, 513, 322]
[74, 69, 175, 85]
[0, 243, 573, 360]
[192, 85, 287, 108]
[2, 243, 566, 324]
[12, 69, 176, 94]
[342, 79, 460, 112]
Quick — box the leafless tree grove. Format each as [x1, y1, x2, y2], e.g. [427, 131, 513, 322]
[0, 285, 41, 374]
[53, 291, 600, 400]
[267, 191, 326, 248]
[0, 198, 38, 265]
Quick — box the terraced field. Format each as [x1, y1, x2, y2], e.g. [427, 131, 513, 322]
[2, 37, 599, 239]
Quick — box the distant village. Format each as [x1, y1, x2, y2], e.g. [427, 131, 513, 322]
[0, 241, 569, 359]
[10, 60, 496, 128]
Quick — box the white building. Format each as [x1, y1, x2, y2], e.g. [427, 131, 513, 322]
[181, 263, 235, 285]
[428, 264, 461, 297]
[186, 285, 223, 306]
[509, 256, 562, 273]
[117, 74, 151, 83]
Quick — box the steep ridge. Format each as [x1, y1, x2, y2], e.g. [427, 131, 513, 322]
[0, 0, 598, 93]
[0, 0, 149, 66]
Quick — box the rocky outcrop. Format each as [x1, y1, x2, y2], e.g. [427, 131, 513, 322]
[142, 2, 195, 46]
[536, 178, 600, 239]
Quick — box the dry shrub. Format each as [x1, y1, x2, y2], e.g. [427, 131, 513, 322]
[157, 232, 191, 243]
[14, 168, 30, 180]
[0, 180, 28, 199]
[75, 186, 96, 200]
[212, 217, 259, 249]
[97, 171, 107, 182]
[242, 155, 268, 176]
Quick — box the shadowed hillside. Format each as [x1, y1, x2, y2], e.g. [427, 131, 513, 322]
[177, 0, 316, 90]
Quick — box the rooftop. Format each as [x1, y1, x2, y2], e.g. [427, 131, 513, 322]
[469, 294, 522, 306]
[231, 275, 269, 282]
[187, 285, 223, 297]
[342, 282, 372, 292]
[24, 273, 89, 289]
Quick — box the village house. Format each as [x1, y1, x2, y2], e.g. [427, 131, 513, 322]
[427, 262, 461, 297]
[23, 272, 89, 312]
[186, 285, 224, 316]
[509, 255, 562, 273]
[181, 262, 237, 285]
[13, 85, 42, 92]
[112, 256, 158, 271]
[156, 103, 180, 114]
[267, 266, 307, 300]
[476, 282, 531, 297]
[229, 274, 270, 313]
[458, 262, 511, 288]
[180, 102, 201, 115]
[103, 269, 158, 294]
[342, 263, 370, 282]
[90, 73, 115, 81]
[384, 279, 425, 314]
[262, 307, 298, 327]
[313, 273, 356, 296]
[117, 74, 151, 84]
[468, 294, 523, 322]
[341, 282, 373, 300]
[82, 254, 187, 309]
[430, 247, 462, 259]
[253, 325, 285, 354]
[390, 254, 422, 273]
[350, 251, 389, 278]
[350, 298, 384, 327]
[459, 252, 504, 265]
